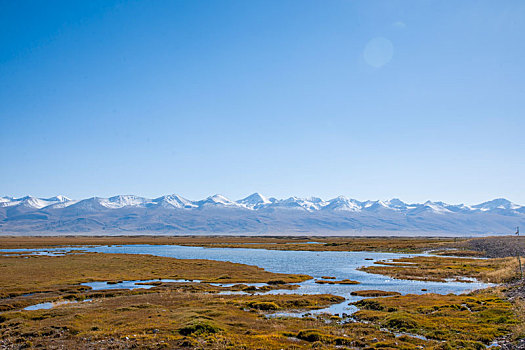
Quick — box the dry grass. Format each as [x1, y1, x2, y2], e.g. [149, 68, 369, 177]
[350, 290, 401, 297]
[511, 296, 525, 341]
[0, 238, 523, 349]
[359, 255, 520, 283]
[2, 285, 520, 349]
[0, 235, 464, 253]
[314, 279, 360, 285]
[0, 252, 310, 298]
[352, 290, 519, 346]
[0, 290, 439, 349]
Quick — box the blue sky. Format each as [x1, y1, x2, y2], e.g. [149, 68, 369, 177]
[1, 0, 524, 204]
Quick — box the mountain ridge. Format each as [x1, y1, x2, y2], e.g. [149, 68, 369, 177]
[0, 194, 523, 236]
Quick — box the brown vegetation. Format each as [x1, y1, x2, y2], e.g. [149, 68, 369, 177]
[359, 255, 520, 283]
[351, 289, 519, 347]
[0, 235, 464, 253]
[315, 279, 360, 285]
[350, 290, 401, 297]
[0, 252, 309, 299]
[1, 236, 524, 348]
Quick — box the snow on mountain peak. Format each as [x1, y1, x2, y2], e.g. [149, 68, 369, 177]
[107, 195, 147, 208]
[17, 196, 51, 209]
[237, 193, 271, 209]
[472, 198, 519, 211]
[154, 194, 196, 209]
[0, 195, 75, 209]
[199, 194, 246, 209]
[362, 200, 392, 211]
[208, 194, 231, 203]
[323, 196, 361, 211]
[272, 196, 328, 211]
[46, 195, 71, 202]
[417, 201, 451, 214]
[239, 192, 270, 204]
[386, 198, 408, 209]
[0, 196, 13, 204]
[67, 197, 109, 211]
[0, 193, 523, 236]
[0, 194, 522, 216]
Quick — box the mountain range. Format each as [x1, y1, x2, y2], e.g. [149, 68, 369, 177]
[0, 194, 523, 236]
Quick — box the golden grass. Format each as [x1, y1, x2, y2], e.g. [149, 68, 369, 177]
[511, 296, 525, 341]
[0, 251, 521, 348]
[351, 290, 519, 347]
[314, 279, 360, 285]
[4, 285, 519, 349]
[0, 289, 435, 349]
[0, 235, 464, 253]
[0, 252, 310, 298]
[0, 237, 523, 349]
[359, 255, 520, 283]
[350, 290, 401, 297]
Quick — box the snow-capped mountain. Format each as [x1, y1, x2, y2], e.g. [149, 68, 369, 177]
[322, 196, 362, 212]
[471, 198, 520, 211]
[198, 194, 246, 209]
[237, 193, 272, 209]
[0, 195, 72, 209]
[0, 193, 523, 235]
[152, 195, 197, 209]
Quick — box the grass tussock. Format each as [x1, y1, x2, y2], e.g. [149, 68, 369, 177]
[352, 291, 518, 345]
[0, 291, 366, 349]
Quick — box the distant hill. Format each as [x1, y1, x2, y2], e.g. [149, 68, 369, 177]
[0, 194, 523, 236]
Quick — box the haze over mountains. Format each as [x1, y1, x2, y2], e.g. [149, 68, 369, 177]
[0, 194, 523, 236]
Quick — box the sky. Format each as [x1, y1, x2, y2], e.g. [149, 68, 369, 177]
[1, 0, 524, 205]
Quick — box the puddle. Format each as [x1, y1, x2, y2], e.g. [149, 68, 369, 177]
[0, 249, 86, 257]
[82, 279, 198, 290]
[24, 299, 92, 311]
[392, 330, 429, 341]
[82, 279, 285, 292]
[266, 300, 358, 319]
[238, 241, 322, 245]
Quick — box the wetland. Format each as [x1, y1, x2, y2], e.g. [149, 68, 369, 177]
[0, 236, 523, 349]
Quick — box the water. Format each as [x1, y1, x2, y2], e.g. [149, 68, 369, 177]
[79, 244, 490, 293]
[82, 245, 493, 316]
[4, 244, 491, 316]
[23, 299, 92, 311]
[83, 279, 271, 291]
[82, 279, 197, 290]
[238, 241, 322, 245]
[0, 249, 84, 257]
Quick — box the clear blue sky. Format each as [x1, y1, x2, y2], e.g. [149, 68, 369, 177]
[1, 0, 524, 204]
